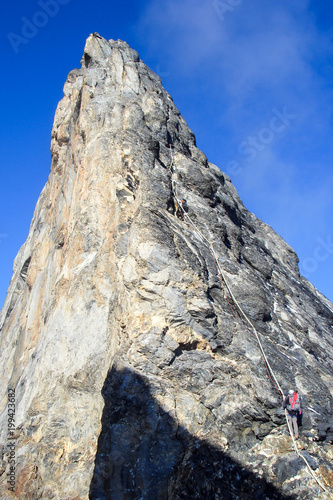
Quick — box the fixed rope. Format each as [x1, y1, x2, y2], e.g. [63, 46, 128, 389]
[167, 145, 330, 495]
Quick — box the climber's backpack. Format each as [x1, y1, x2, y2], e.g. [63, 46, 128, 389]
[290, 392, 300, 411]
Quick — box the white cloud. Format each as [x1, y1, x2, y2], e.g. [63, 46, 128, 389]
[139, 0, 331, 126]
[138, 0, 333, 299]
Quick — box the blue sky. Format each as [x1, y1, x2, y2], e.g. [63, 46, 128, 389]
[0, 0, 332, 308]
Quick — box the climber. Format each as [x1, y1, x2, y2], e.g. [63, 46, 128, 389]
[180, 199, 188, 212]
[175, 199, 188, 219]
[283, 389, 301, 440]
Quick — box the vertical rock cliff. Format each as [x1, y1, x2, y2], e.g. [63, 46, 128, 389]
[0, 33, 332, 499]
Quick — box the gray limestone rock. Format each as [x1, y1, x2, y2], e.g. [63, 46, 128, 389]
[0, 33, 332, 499]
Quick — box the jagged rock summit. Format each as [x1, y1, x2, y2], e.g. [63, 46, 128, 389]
[0, 33, 333, 499]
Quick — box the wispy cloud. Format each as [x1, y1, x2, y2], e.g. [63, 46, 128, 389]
[139, 0, 332, 123]
[138, 0, 333, 299]
[139, 0, 333, 157]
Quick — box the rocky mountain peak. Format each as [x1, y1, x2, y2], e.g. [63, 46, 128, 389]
[0, 33, 332, 499]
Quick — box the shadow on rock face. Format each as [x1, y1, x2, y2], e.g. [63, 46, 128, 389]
[89, 366, 295, 500]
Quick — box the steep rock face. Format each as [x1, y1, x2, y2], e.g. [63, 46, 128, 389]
[0, 33, 333, 499]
